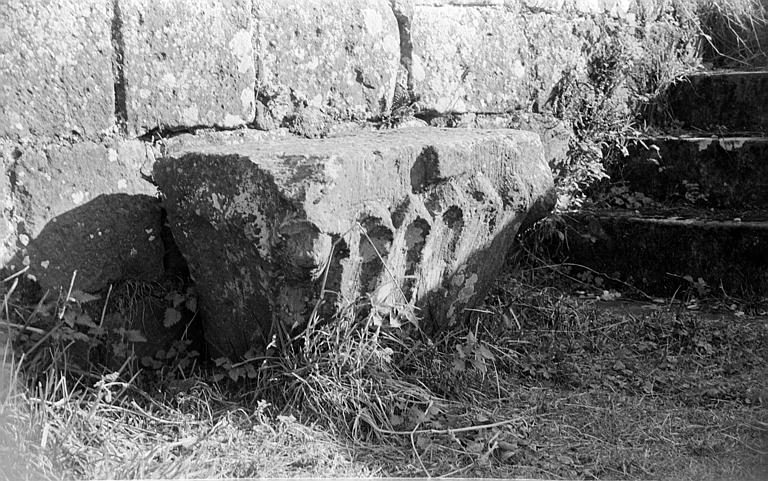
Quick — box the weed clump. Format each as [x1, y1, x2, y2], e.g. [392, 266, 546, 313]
[546, 0, 767, 210]
[693, 0, 768, 67]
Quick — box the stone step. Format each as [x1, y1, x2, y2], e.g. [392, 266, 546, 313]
[665, 70, 768, 133]
[611, 136, 768, 209]
[154, 127, 554, 358]
[554, 208, 768, 297]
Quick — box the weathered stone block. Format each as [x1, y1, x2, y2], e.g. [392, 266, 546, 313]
[119, 0, 256, 136]
[427, 112, 571, 168]
[5, 140, 161, 292]
[155, 128, 554, 358]
[407, 3, 588, 113]
[0, 0, 114, 139]
[253, 0, 400, 127]
[409, 4, 526, 113]
[523, 0, 633, 17]
[9, 141, 155, 237]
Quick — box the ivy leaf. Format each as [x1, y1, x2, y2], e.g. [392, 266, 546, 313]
[141, 356, 162, 369]
[164, 307, 183, 328]
[88, 326, 105, 337]
[121, 329, 147, 343]
[415, 434, 431, 450]
[452, 358, 466, 372]
[228, 367, 244, 382]
[74, 312, 97, 328]
[477, 345, 494, 360]
[68, 290, 100, 304]
[471, 358, 488, 375]
[63, 309, 77, 328]
[185, 296, 197, 312]
[214, 357, 230, 368]
[69, 331, 89, 342]
[35, 300, 57, 317]
[167, 291, 186, 308]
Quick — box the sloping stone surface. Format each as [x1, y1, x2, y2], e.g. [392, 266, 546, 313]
[155, 128, 554, 358]
[120, 0, 256, 136]
[0, 0, 114, 139]
[253, 0, 399, 128]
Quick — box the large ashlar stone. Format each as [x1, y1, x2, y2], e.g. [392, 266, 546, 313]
[409, 4, 526, 113]
[406, 2, 589, 113]
[119, 0, 256, 136]
[3, 140, 162, 292]
[253, 0, 400, 128]
[0, 0, 114, 139]
[155, 128, 554, 358]
[523, 0, 633, 16]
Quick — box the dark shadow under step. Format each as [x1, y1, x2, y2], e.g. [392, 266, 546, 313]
[666, 70, 768, 133]
[614, 136, 768, 209]
[554, 208, 768, 297]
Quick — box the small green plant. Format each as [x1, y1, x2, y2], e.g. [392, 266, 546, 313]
[692, 0, 768, 68]
[210, 349, 260, 383]
[604, 184, 655, 209]
[140, 339, 199, 371]
[12, 282, 147, 374]
[452, 327, 495, 376]
[163, 287, 197, 328]
[682, 180, 709, 204]
[683, 274, 711, 297]
[377, 84, 421, 129]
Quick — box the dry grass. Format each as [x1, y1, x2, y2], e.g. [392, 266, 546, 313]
[2, 243, 766, 480]
[0, 364, 376, 479]
[1, 4, 767, 479]
[692, 0, 768, 67]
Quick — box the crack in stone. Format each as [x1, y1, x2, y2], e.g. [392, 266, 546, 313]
[111, 0, 128, 134]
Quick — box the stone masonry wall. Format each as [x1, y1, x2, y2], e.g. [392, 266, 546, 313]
[1, 0, 694, 294]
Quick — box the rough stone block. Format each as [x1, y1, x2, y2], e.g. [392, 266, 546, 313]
[409, 4, 526, 113]
[253, 0, 400, 127]
[523, 0, 633, 17]
[0, 0, 114, 139]
[427, 112, 571, 169]
[407, 3, 588, 113]
[4, 140, 162, 292]
[119, 0, 256, 136]
[155, 128, 554, 358]
[9, 141, 155, 237]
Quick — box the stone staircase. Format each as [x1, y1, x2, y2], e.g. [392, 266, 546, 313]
[558, 69, 768, 297]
